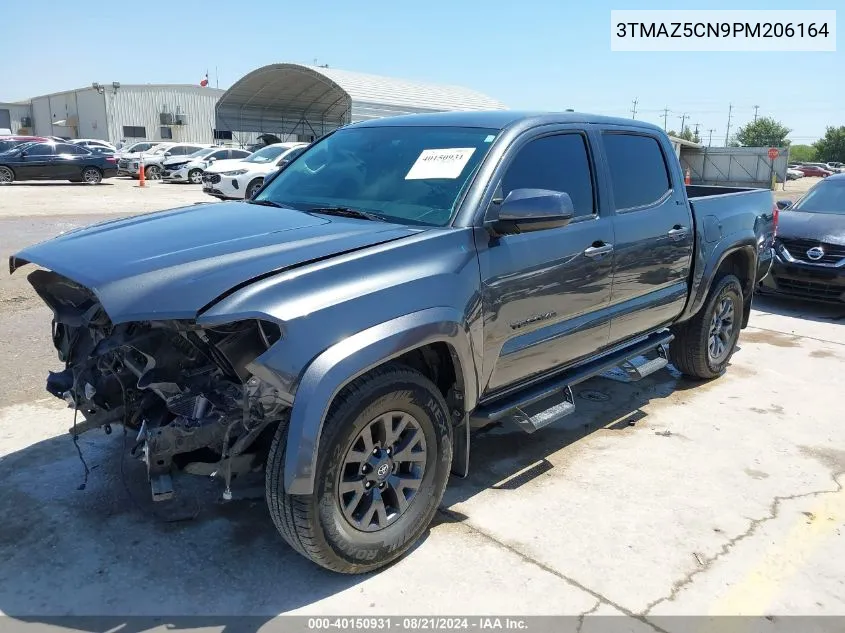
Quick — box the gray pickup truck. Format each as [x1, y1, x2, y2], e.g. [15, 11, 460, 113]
[10, 111, 776, 574]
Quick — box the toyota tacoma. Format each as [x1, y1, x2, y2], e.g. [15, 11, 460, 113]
[10, 111, 776, 573]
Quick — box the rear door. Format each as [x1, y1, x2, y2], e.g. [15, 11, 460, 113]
[17, 143, 55, 179]
[477, 127, 615, 395]
[54, 143, 90, 179]
[596, 129, 694, 344]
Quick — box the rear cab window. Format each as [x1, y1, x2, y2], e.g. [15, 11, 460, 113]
[601, 133, 672, 211]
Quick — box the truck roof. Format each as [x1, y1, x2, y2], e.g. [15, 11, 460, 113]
[352, 110, 666, 134]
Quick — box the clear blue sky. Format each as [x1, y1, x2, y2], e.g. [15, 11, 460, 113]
[1, 0, 840, 144]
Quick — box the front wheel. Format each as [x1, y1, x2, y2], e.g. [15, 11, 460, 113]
[144, 165, 162, 180]
[669, 274, 744, 379]
[265, 364, 453, 573]
[188, 168, 203, 184]
[245, 178, 264, 199]
[0, 166, 14, 184]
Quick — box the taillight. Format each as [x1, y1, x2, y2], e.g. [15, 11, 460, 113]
[106, 157, 117, 163]
[772, 203, 779, 238]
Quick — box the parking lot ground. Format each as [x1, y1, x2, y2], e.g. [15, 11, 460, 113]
[0, 182, 843, 627]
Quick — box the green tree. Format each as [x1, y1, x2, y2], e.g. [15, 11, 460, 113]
[667, 127, 700, 143]
[734, 117, 791, 147]
[814, 126, 845, 163]
[788, 144, 817, 162]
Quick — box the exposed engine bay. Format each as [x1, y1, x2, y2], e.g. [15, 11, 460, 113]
[29, 269, 288, 502]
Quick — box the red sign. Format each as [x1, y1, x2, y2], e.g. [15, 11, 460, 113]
[768, 148, 779, 160]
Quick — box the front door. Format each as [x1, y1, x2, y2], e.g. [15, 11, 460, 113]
[17, 143, 55, 179]
[477, 129, 615, 396]
[596, 130, 695, 344]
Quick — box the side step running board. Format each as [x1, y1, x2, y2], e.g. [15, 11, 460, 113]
[601, 342, 670, 383]
[471, 330, 674, 434]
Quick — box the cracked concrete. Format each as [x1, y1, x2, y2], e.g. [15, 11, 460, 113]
[0, 191, 843, 622]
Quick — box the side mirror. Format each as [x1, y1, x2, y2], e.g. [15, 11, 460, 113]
[776, 199, 793, 211]
[487, 188, 575, 235]
[164, 151, 172, 157]
[208, 157, 216, 163]
[19, 151, 27, 158]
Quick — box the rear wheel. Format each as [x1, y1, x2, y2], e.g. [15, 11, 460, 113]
[145, 165, 162, 180]
[246, 178, 264, 199]
[265, 364, 452, 573]
[81, 167, 102, 184]
[0, 166, 14, 183]
[188, 168, 203, 184]
[669, 274, 744, 379]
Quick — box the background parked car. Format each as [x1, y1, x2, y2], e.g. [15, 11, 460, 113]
[201, 142, 308, 199]
[795, 165, 833, 178]
[0, 141, 117, 184]
[786, 167, 804, 180]
[760, 173, 845, 302]
[70, 139, 117, 152]
[137, 143, 213, 180]
[0, 135, 48, 153]
[115, 141, 163, 159]
[117, 142, 175, 177]
[162, 147, 252, 184]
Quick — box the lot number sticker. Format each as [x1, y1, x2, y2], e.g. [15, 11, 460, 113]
[405, 148, 476, 180]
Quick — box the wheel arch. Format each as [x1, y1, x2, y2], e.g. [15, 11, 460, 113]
[278, 307, 476, 495]
[680, 241, 757, 327]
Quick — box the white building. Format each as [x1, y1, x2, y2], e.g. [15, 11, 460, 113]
[3, 65, 505, 146]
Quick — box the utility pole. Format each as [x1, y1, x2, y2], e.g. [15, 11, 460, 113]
[725, 103, 733, 147]
[753, 105, 759, 123]
[679, 113, 688, 135]
[693, 123, 701, 141]
[631, 98, 638, 119]
[662, 107, 669, 131]
[708, 129, 715, 146]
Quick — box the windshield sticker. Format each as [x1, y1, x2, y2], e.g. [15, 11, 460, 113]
[405, 147, 476, 180]
[484, 135, 496, 143]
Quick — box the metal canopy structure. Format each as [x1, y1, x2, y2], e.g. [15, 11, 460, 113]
[215, 63, 507, 140]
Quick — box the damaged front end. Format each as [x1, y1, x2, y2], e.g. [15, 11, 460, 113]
[29, 268, 288, 502]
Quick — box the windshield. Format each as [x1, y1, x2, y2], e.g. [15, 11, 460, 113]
[244, 145, 287, 164]
[254, 126, 499, 226]
[792, 180, 845, 215]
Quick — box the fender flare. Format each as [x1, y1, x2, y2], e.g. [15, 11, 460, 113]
[281, 307, 477, 495]
[681, 239, 758, 323]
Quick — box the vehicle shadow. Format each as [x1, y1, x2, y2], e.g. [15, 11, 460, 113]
[752, 293, 845, 323]
[0, 364, 716, 626]
[0, 428, 375, 624]
[8, 182, 116, 187]
[442, 367, 707, 511]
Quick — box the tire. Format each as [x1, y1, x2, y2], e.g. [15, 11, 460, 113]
[188, 168, 203, 184]
[0, 166, 14, 184]
[81, 167, 102, 184]
[265, 363, 453, 573]
[669, 274, 744, 380]
[246, 178, 264, 199]
[145, 165, 162, 180]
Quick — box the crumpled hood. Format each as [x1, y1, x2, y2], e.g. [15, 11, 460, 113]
[10, 201, 421, 323]
[777, 210, 845, 245]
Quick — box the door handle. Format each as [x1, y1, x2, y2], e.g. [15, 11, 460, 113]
[667, 226, 689, 239]
[584, 243, 614, 258]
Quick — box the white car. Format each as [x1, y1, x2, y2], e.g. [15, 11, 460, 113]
[117, 143, 175, 176]
[162, 147, 252, 184]
[70, 138, 116, 152]
[786, 168, 804, 180]
[201, 142, 309, 200]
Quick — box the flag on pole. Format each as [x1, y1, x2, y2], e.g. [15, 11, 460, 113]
[200, 71, 209, 87]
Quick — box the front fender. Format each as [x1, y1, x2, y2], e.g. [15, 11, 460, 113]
[279, 307, 476, 495]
